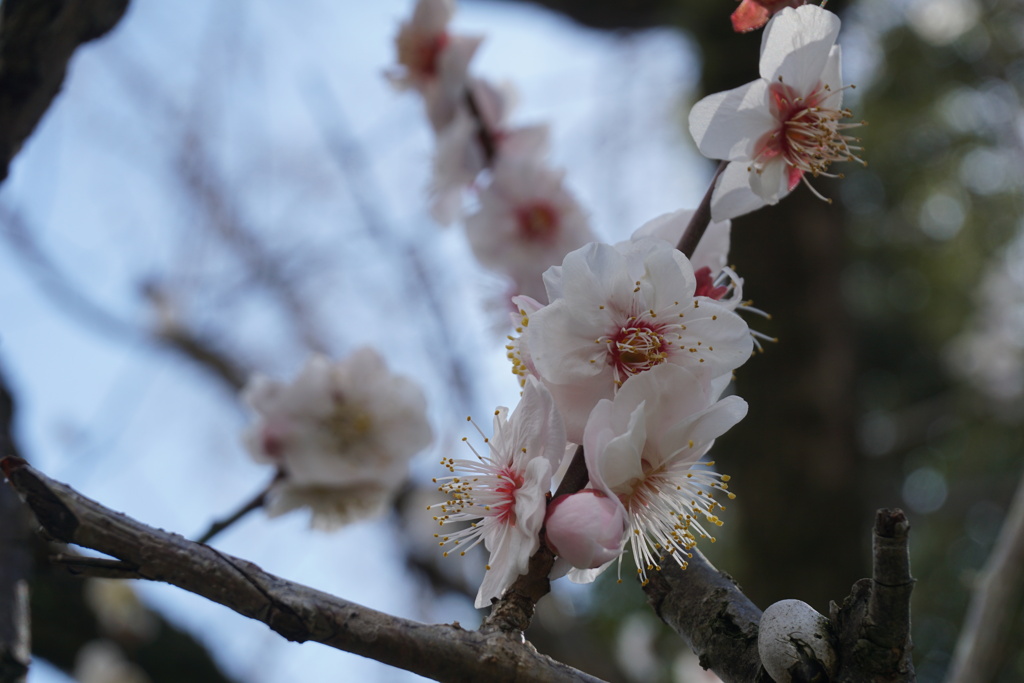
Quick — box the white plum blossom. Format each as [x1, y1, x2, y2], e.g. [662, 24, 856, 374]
[629, 210, 775, 353]
[519, 238, 752, 442]
[628, 209, 742, 308]
[583, 363, 748, 584]
[432, 377, 567, 608]
[430, 78, 549, 224]
[386, 0, 483, 133]
[689, 5, 864, 220]
[544, 489, 627, 570]
[242, 348, 433, 528]
[466, 158, 594, 303]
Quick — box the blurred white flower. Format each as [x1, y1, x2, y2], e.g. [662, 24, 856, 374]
[522, 239, 752, 441]
[75, 641, 152, 683]
[432, 377, 566, 608]
[466, 158, 594, 303]
[386, 0, 483, 133]
[430, 78, 549, 225]
[689, 5, 863, 220]
[243, 348, 433, 529]
[84, 579, 157, 641]
[583, 363, 747, 584]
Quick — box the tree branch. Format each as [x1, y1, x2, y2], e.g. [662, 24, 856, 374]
[0, 0, 130, 184]
[945, 469, 1024, 683]
[1, 458, 607, 683]
[643, 549, 771, 683]
[0, 367, 31, 683]
[831, 508, 915, 683]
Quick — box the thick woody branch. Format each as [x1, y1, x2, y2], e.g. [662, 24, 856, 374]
[643, 549, 771, 683]
[831, 508, 915, 683]
[0, 458, 606, 683]
[0, 0, 130, 184]
[0, 369, 30, 683]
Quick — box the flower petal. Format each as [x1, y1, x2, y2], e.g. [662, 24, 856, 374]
[710, 161, 770, 221]
[689, 80, 775, 161]
[748, 157, 791, 204]
[759, 5, 840, 95]
[819, 45, 843, 109]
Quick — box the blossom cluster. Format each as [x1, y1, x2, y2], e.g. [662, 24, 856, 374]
[398, 1, 863, 609]
[223, 0, 866, 612]
[386, 0, 595, 305]
[216, 0, 864, 620]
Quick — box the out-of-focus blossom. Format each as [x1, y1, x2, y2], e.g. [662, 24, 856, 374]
[75, 641, 152, 683]
[84, 580, 157, 641]
[430, 79, 549, 224]
[731, 0, 808, 33]
[544, 489, 628, 570]
[520, 239, 752, 441]
[690, 5, 864, 220]
[583, 364, 747, 584]
[243, 348, 433, 529]
[466, 158, 594, 303]
[386, 0, 483, 132]
[432, 378, 566, 608]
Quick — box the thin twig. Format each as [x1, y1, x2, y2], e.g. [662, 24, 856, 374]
[195, 476, 278, 545]
[463, 86, 498, 166]
[0, 205, 251, 395]
[676, 160, 729, 259]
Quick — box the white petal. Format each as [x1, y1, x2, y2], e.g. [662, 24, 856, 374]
[591, 402, 648, 493]
[759, 5, 840, 95]
[410, 0, 454, 33]
[630, 209, 694, 245]
[689, 80, 775, 161]
[529, 300, 608, 384]
[567, 559, 614, 584]
[546, 372, 613, 444]
[689, 217, 732, 273]
[511, 378, 567, 468]
[748, 158, 791, 204]
[819, 46, 843, 109]
[662, 396, 749, 460]
[710, 161, 770, 221]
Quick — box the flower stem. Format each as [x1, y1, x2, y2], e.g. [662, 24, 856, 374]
[463, 86, 497, 166]
[676, 160, 728, 259]
[195, 474, 279, 545]
[553, 445, 587, 498]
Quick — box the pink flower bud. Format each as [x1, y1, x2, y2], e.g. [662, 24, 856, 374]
[544, 489, 627, 569]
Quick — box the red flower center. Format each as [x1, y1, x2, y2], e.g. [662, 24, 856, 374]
[693, 266, 729, 300]
[755, 80, 860, 191]
[493, 467, 525, 524]
[398, 32, 450, 79]
[609, 321, 669, 383]
[515, 201, 560, 245]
